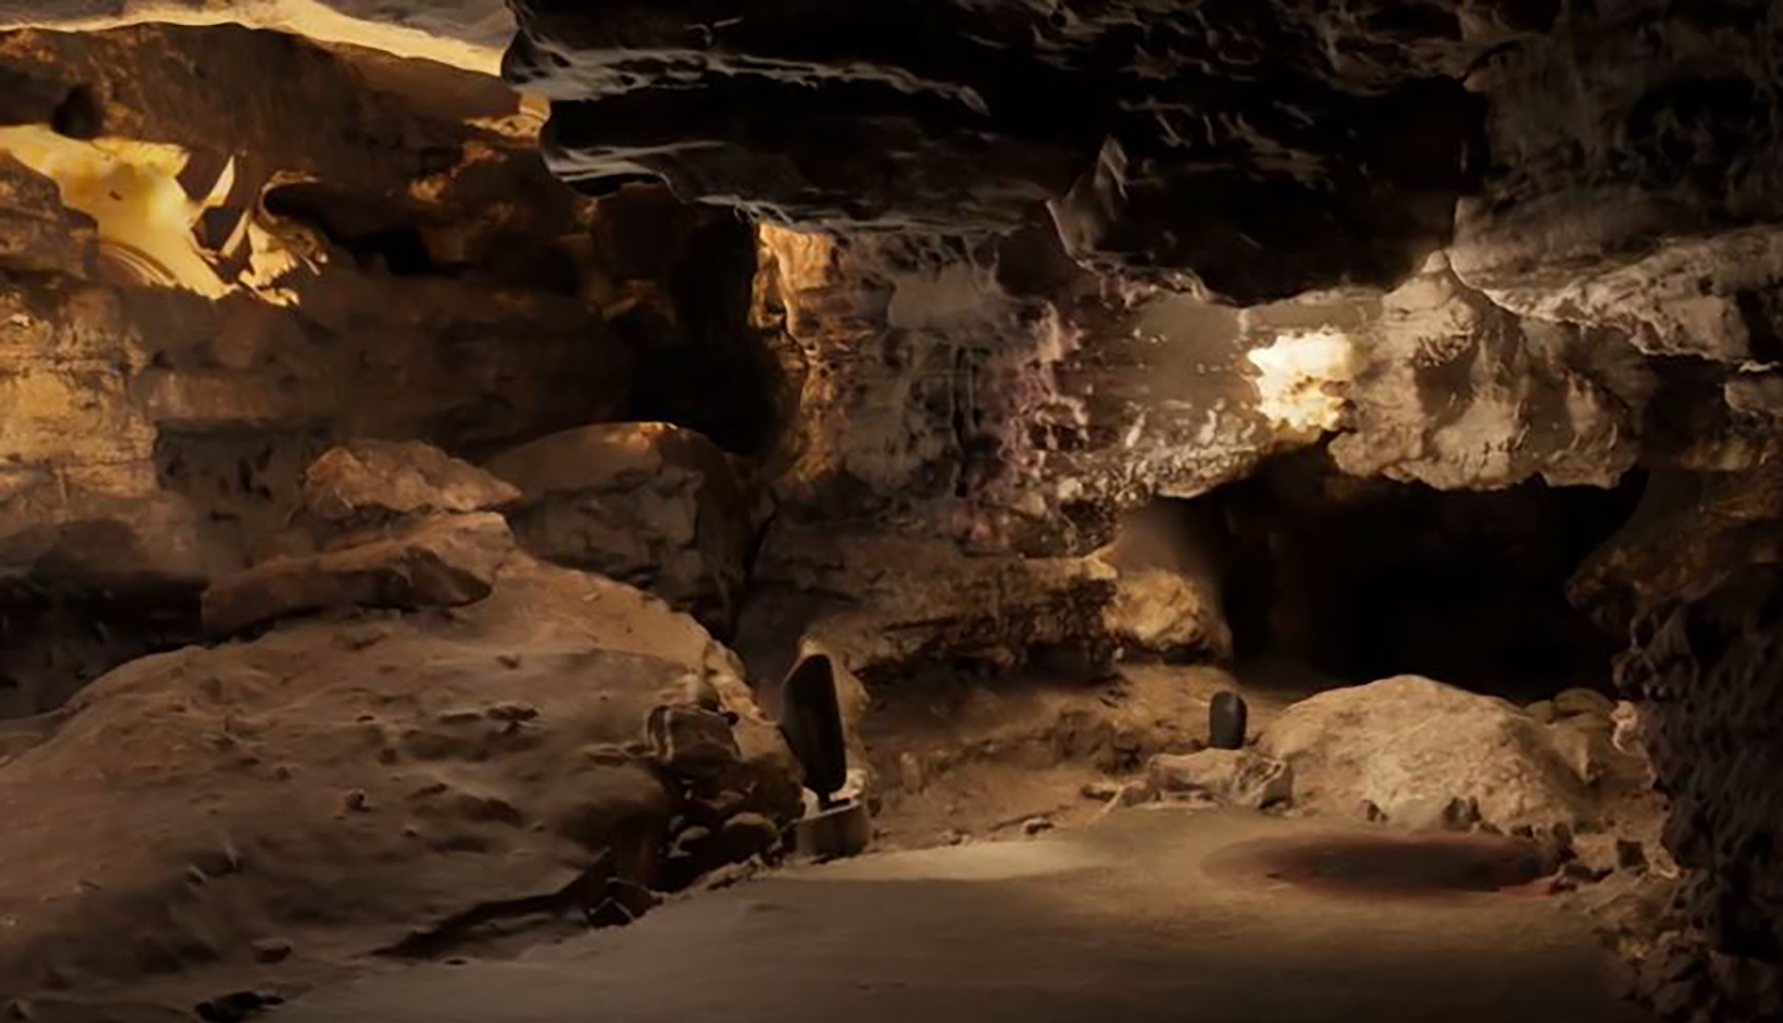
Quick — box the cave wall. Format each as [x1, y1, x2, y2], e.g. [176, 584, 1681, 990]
[0, 25, 768, 716]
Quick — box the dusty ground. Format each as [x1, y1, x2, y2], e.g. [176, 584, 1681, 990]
[862, 655, 1664, 857]
[2, 631, 1671, 1023]
[272, 808, 1657, 1023]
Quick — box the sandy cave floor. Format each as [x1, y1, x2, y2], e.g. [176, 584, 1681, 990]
[8, 658, 1669, 1023]
[272, 807, 1656, 1023]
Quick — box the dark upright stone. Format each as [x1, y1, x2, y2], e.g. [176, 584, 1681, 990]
[778, 653, 849, 804]
[1210, 690, 1248, 750]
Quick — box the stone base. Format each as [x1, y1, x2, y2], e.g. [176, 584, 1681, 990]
[788, 800, 873, 862]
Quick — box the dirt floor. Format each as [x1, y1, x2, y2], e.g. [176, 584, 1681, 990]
[5, 651, 1673, 1023]
[271, 807, 1656, 1023]
[860, 658, 1368, 849]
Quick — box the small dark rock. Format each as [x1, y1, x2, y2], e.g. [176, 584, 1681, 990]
[1209, 690, 1248, 750]
[194, 991, 284, 1023]
[249, 938, 293, 964]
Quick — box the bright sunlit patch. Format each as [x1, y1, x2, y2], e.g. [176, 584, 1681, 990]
[1245, 328, 1356, 434]
[0, 125, 230, 295]
[0, 126, 317, 302]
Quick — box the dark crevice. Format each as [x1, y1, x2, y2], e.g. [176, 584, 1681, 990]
[1194, 445, 1648, 701]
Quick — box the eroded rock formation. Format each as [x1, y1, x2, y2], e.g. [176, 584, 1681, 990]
[1, 2, 1782, 1021]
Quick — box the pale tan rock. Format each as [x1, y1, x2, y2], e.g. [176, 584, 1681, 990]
[487, 424, 748, 631]
[0, 558, 799, 995]
[1258, 676, 1591, 832]
[202, 512, 514, 637]
[1148, 749, 1293, 810]
[304, 440, 519, 526]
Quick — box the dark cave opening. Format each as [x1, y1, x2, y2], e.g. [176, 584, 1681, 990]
[1198, 446, 1649, 702]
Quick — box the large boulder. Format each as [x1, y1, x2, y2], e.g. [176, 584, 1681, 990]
[1258, 676, 1591, 832]
[0, 558, 800, 999]
[201, 512, 515, 637]
[303, 440, 519, 529]
[485, 424, 750, 633]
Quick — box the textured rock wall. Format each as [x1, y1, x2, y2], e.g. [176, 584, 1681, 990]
[1614, 556, 1783, 1021]
[0, 26, 768, 715]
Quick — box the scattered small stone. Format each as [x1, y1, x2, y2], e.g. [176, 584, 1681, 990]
[497, 653, 522, 669]
[1080, 779, 1123, 802]
[1022, 816, 1055, 836]
[1149, 748, 1292, 809]
[6, 998, 32, 1020]
[898, 752, 927, 794]
[671, 825, 714, 858]
[486, 702, 538, 724]
[1563, 860, 1614, 884]
[194, 990, 284, 1023]
[249, 938, 293, 964]
[344, 789, 372, 813]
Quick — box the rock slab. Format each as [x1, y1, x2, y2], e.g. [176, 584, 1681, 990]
[1258, 676, 1591, 832]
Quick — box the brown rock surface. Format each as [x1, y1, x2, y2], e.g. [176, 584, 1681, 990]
[1258, 676, 1592, 832]
[485, 423, 750, 632]
[304, 440, 520, 528]
[0, 558, 798, 1001]
[201, 512, 515, 638]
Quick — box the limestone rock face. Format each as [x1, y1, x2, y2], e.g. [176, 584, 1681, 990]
[0, 154, 86, 274]
[509, 0, 1487, 303]
[1616, 564, 1783, 1018]
[1092, 502, 1231, 660]
[304, 440, 520, 528]
[753, 226, 1301, 557]
[508, 1, 1783, 312]
[0, 25, 772, 715]
[1332, 256, 1654, 490]
[486, 423, 750, 632]
[1258, 676, 1592, 832]
[201, 512, 515, 638]
[0, 1, 515, 72]
[0, 559, 800, 998]
[735, 523, 1119, 686]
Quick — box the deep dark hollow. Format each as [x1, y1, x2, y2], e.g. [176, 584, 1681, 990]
[1205, 833, 1553, 899]
[1200, 446, 1649, 701]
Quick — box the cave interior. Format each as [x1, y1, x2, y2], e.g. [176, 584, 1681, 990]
[0, 3, 1780, 1023]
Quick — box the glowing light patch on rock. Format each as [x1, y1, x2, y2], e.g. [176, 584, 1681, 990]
[1245, 329, 1356, 434]
[0, 125, 230, 294]
[0, 126, 317, 302]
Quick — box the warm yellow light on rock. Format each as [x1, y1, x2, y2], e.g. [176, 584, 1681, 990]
[0, 127, 320, 303]
[0, 125, 230, 295]
[1245, 328, 1356, 434]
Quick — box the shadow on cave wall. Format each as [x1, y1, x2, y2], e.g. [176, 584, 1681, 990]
[1193, 446, 1649, 702]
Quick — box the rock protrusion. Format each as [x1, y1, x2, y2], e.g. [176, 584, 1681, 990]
[303, 440, 520, 530]
[1258, 676, 1592, 833]
[202, 512, 514, 637]
[1148, 748, 1293, 811]
[486, 423, 749, 632]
